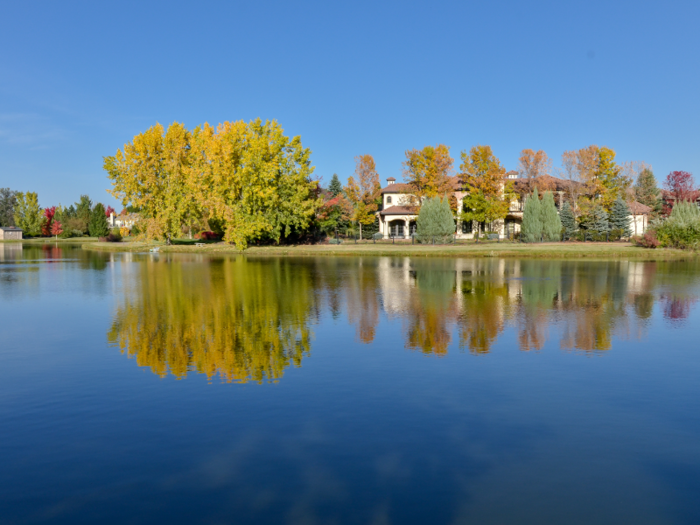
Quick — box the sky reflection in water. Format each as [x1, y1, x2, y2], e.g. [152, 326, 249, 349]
[1, 244, 699, 525]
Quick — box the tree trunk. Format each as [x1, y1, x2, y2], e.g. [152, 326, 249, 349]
[359, 223, 363, 240]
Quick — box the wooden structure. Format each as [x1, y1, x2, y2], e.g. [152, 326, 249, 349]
[0, 227, 23, 240]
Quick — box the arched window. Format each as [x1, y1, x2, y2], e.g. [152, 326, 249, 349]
[386, 196, 392, 205]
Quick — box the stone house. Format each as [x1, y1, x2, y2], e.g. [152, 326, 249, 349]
[0, 227, 23, 240]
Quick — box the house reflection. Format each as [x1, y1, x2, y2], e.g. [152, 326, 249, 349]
[108, 256, 700, 380]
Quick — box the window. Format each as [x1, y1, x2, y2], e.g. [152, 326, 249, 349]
[461, 220, 472, 234]
[386, 196, 392, 205]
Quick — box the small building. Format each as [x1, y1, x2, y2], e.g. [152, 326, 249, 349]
[0, 227, 23, 240]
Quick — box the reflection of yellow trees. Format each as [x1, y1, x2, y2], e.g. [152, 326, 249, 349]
[405, 263, 459, 355]
[345, 258, 381, 344]
[108, 257, 315, 382]
[458, 278, 508, 354]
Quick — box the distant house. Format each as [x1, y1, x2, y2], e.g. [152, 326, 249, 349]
[0, 227, 23, 240]
[376, 174, 652, 239]
[109, 213, 139, 229]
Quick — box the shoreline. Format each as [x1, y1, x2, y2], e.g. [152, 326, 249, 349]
[81, 241, 698, 260]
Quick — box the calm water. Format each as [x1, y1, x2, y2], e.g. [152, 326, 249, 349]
[1, 243, 700, 524]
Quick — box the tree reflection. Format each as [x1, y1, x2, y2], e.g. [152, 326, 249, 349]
[109, 255, 700, 379]
[108, 256, 316, 382]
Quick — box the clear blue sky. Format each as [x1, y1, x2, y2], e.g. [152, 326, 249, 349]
[1, 0, 699, 209]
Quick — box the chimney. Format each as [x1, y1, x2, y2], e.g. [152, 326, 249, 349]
[387, 177, 396, 186]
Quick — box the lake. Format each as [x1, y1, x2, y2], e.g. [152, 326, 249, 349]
[1, 243, 699, 524]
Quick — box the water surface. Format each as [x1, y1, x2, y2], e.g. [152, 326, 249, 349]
[1, 243, 699, 524]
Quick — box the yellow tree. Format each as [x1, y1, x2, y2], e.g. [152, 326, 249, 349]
[563, 145, 631, 212]
[459, 145, 512, 231]
[345, 154, 381, 239]
[517, 149, 552, 192]
[104, 122, 195, 244]
[188, 119, 319, 248]
[402, 144, 454, 202]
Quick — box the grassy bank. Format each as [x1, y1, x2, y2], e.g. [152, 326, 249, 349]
[83, 240, 698, 259]
[1, 237, 99, 244]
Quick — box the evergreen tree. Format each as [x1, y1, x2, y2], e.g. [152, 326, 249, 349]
[609, 197, 632, 238]
[634, 168, 660, 214]
[89, 203, 110, 237]
[328, 173, 343, 197]
[585, 204, 610, 238]
[540, 191, 562, 242]
[416, 196, 455, 242]
[560, 201, 576, 240]
[521, 188, 542, 243]
[75, 195, 93, 235]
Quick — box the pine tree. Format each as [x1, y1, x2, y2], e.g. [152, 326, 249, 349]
[585, 204, 610, 239]
[609, 197, 632, 238]
[328, 173, 343, 197]
[89, 203, 110, 238]
[560, 202, 576, 240]
[521, 188, 543, 243]
[540, 191, 562, 242]
[416, 196, 455, 243]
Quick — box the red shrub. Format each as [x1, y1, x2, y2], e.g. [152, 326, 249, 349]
[633, 230, 660, 249]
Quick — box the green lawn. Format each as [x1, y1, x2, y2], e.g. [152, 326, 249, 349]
[83, 239, 698, 259]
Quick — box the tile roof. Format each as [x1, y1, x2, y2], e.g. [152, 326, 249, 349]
[628, 201, 652, 215]
[380, 205, 418, 216]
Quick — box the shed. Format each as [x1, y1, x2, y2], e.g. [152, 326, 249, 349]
[0, 227, 23, 240]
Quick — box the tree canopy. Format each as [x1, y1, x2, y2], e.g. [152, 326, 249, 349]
[402, 144, 454, 201]
[105, 119, 319, 248]
[459, 145, 512, 227]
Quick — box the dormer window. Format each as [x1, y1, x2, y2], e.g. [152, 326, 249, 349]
[387, 196, 392, 204]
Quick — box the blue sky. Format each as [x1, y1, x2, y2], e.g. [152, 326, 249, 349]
[1, 0, 699, 209]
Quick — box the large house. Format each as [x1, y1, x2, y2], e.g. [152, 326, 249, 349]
[377, 174, 651, 239]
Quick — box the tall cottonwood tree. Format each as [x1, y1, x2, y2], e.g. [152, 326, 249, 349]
[459, 145, 512, 229]
[345, 154, 381, 239]
[402, 144, 454, 201]
[187, 119, 319, 248]
[14, 192, 42, 236]
[104, 122, 195, 244]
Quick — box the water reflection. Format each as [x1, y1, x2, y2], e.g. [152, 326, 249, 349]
[109, 255, 700, 380]
[108, 257, 315, 382]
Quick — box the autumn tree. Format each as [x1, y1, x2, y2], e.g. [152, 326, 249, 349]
[345, 155, 381, 239]
[104, 122, 195, 244]
[14, 192, 42, 236]
[560, 150, 586, 215]
[317, 194, 352, 236]
[663, 170, 697, 203]
[41, 206, 57, 237]
[596, 147, 631, 209]
[518, 149, 552, 191]
[402, 144, 454, 201]
[187, 119, 319, 248]
[51, 219, 63, 239]
[459, 145, 512, 229]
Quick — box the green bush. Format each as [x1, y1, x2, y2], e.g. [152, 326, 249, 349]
[652, 201, 700, 249]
